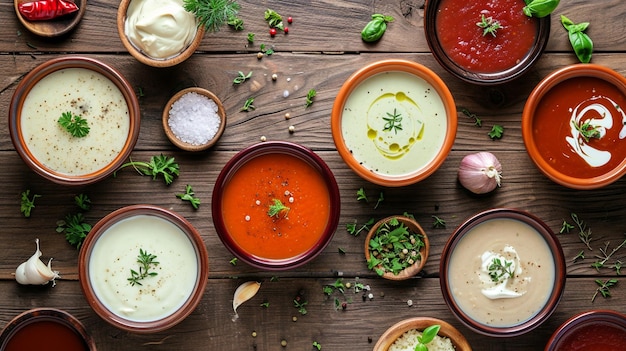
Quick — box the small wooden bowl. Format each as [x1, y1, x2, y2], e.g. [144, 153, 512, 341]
[374, 317, 472, 351]
[364, 215, 429, 281]
[14, 0, 86, 37]
[162, 87, 226, 151]
[117, 0, 204, 67]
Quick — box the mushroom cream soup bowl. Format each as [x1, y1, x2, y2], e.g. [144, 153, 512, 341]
[374, 317, 471, 351]
[424, 0, 550, 85]
[440, 208, 565, 337]
[212, 141, 341, 270]
[0, 308, 96, 351]
[331, 59, 457, 187]
[522, 64, 626, 190]
[8, 56, 140, 186]
[78, 205, 208, 333]
[117, 0, 204, 67]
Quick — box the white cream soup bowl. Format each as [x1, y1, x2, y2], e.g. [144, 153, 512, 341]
[78, 205, 208, 333]
[440, 208, 566, 337]
[8, 56, 140, 186]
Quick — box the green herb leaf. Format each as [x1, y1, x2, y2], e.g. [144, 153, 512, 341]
[241, 97, 255, 111]
[476, 14, 501, 37]
[592, 278, 617, 302]
[74, 193, 91, 211]
[247, 32, 255, 43]
[20, 190, 41, 217]
[58, 111, 90, 137]
[183, 0, 240, 32]
[57, 213, 91, 249]
[572, 120, 601, 142]
[523, 0, 560, 18]
[488, 124, 504, 140]
[561, 15, 593, 63]
[432, 215, 446, 229]
[383, 108, 403, 134]
[268, 198, 290, 218]
[367, 217, 425, 276]
[233, 71, 252, 84]
[264, 9, 284, 30]
[227, 15, 244, 30]
[356, 187, 368, 202]
[305, 89, 317, 108]
[487, 257, 515, 283]
[461, 108, 482, 127]
[116, 154, 180, 185]
[128, 249, 159, 287]
[176, 184, 201, 209]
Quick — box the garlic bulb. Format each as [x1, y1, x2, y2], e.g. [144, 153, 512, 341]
[458, 152, 503, 194]
[15, 239, 60, 287]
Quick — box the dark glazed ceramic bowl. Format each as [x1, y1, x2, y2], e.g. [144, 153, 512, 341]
[0, 308, 96, 350]
[117, 0, 204, 67]
[522, 64, 626, 190]
[331, 59, 457, 187]
[78, 205, 208, 333]
[212, 141, 341, 270]
[162, 87, 226, 151]
[440, 208, 565, 337]
[374, 317, 472, 351]
[424, 0, 550, 85]
[364, 216, 430, 281]
[14, 0, 87, 37]
[8, 56, 140, 186]
[545, 310, 626, 351]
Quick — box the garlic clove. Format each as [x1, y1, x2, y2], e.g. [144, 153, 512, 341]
[232, 281, 261, 320]
[458, 152, 503, 194]
[15, 239, 60, 286]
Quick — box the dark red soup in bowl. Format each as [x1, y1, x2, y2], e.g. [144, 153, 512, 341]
[522, 64, 626, 189]
[424, 0, 550, 85]
[545, 310, 626, 351]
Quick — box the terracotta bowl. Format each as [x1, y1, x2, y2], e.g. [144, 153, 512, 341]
[364, 216, 430, 281]
[522, 64, 626, 190]
[545, 310, 626, 351]
[331, 59, 457, 187]
[117, 0, 204, 67]
[78, 205, 209, 333]
[374, 317, 472, 351]
[212, 141, 341, 270]
[8, 56, 140, 186]
[440, 208, 565, 337]
[162, 87, 226, 151]
[0, 308, 96, 350]
[14, 0, 87, 37]
[424, 0, 550, 85]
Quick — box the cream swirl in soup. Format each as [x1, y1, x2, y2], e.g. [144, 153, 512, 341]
[88, 215, 199, 322]
[448, 218, 555, 327]
[20, 67, 130, 176]
[341, 71, 447, 176]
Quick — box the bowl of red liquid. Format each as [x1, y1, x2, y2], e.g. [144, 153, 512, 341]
[212, 141, 341, 270]
[522, 64, 626, 189]
[0, 308, 96, 350]
[424, 0, 550, 85]
[545, 310, 626, 351]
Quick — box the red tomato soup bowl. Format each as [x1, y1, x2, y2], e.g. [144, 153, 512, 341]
[440, 208, 566, 337]
[331, 59, 457, 187]
[0, 308, 96, 351]
[545, 309, 626, 351]
[522, 64, 626, 190]
[8, 56, 140, 186]
[424, 0, 550, 85]
[212, 141, 340, 270]
[78, 205, 209, 333]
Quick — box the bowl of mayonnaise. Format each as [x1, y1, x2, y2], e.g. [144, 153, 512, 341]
[117, 0, 204, 67]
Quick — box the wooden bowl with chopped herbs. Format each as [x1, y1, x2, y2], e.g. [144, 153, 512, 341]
[364, 215, 429, 281]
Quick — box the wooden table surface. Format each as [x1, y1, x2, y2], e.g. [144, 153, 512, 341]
[1, 0, 626, 350]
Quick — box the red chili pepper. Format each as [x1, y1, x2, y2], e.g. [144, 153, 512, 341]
[18, 0, 79, 21]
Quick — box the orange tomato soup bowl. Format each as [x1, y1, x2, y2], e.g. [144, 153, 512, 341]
[522, 64, 626, 189]
[331, 59, 457, 187]
[212, 141, 340, 270]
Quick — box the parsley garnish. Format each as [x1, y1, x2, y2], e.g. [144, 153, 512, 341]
[116, 154, 180, 185]
[305, 89, 316, 108]
[488, 124, 504, 139]
[487, 257, 515, 283]
[176, 184, 201, 209]
[20, 190, 41, 217]
[58, 111, 89, 137]
[56, 213, 92, 249]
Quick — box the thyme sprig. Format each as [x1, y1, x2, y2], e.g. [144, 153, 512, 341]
[128, 249, 159, 286]
[487, 257, 515, 283]
[592, 278, 617, 302]
[383, 108, 403, 134]
[591, 239, 626, 273]
[233, 71, 252, 84]
[571, 213, 593, 250]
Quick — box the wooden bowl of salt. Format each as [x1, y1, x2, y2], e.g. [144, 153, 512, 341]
[162, 87, 226, 152]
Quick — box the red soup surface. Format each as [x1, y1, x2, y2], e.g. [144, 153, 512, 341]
[554, 322, 626, 351]
[4, 320, 88, 351]
[533, 77, 626, 179]
[221, 152, 331, 260]
[436, 0, 537, 73]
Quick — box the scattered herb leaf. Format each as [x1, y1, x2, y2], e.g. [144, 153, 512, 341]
[264, 9, 284, 30]
[128, 249, 159, 287]
[356, 187, 368, 202]
[293, 298, 308, 315]
[488, 124, 504, 140]
[571, 213, 593, 250]
[241, 97, 255, 111]
[591, 239, 626, 273]
[346, 218, 375, 236]
[461, 108, 482, 127]
[313, 341, 322, 350]
[20, 190, 41, 217]
[233, 71, 252, 84]
[259, 43, 274, 55]
[58, 111, 90, 137]
[227, 14, 244, 30]
[573, 250, 585, 262]
[374, 192, 384, 209]
[560, 219, 575, 234]
[176, 184, 201, 209]
[260, 301, 270, 308]
[592, 278, 617, 302]
[432, 215, 446, 229]
[229, 257, 238, 265]
[247, 32, 255, 43]
[74, 193, 91, 211]
[305, 89, 317, 108]
[116, 154, 180, 185]
[56, 213, 91, 249]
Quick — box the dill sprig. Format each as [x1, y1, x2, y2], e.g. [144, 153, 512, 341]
[183, 0, 241, 32]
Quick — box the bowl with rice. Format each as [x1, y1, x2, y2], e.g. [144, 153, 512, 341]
[162, 87, 226, 152]
[374, 317, 471, 351]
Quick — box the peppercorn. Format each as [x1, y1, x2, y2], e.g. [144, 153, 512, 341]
[257, 52, 264, 59]
[271, 73, 278, 81]
[341, 302, 347, 310]
[281, 339, 287, 347]
[288, 125, 295, 133]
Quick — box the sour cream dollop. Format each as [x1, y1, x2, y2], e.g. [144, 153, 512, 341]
[124, 0, 198, 59]
[479, 245, 529, 300]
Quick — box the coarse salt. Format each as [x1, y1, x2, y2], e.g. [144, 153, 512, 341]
[168, 92, 221, 145]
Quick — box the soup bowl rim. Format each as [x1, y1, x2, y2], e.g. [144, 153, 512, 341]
[439, 207, 566, 337]
[211, 140, 341, 270]
[544, 309, 626, 350]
